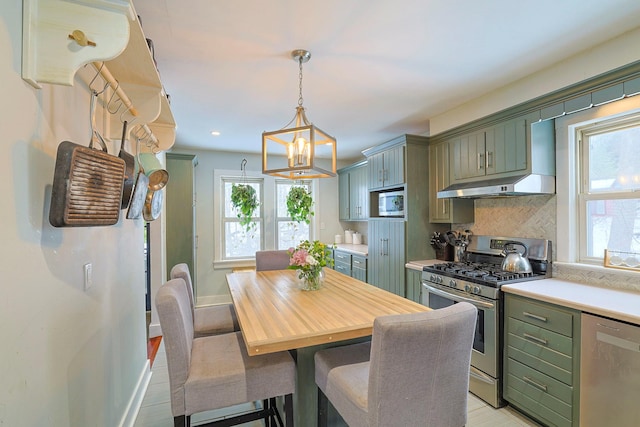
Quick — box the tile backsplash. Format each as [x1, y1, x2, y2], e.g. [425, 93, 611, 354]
[455, 194, 556, 243]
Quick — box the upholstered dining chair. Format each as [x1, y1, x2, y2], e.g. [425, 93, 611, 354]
[255, 250, 291, 271]
[314, 302, 478, 427]
[156, 278, 296, 427]
[170, 263, 239, 337]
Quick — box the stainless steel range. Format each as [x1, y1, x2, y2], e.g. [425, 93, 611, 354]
[421, 235, 552, 408]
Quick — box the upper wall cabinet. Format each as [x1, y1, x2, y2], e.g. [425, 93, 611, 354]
[428, 140, 473, 223]
[22, 0, 176, 151]
[338, 161, 368, 221]
[451, 114, 554, 183]
[366, 144, 405, 190]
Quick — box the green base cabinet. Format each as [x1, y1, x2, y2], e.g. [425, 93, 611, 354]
[503, 293, 581, 427]
[351, 254, 367, 282]
[333, 249, 367, 283]
[334, 250, 351, 276]
[368, 219, 405, 296]
[405, 268, 422, 303]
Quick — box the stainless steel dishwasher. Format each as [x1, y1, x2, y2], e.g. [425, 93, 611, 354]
[580, 313, 640, 426]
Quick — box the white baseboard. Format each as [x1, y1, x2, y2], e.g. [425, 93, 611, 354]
[196, 294, 232, 307]
[118, 359, 153, 427]
[149, 322, 162, 338]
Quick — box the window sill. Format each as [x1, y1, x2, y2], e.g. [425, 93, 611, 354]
[213, 259, 256, 270]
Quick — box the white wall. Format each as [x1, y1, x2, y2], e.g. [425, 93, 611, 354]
[0, 3, 149, 425]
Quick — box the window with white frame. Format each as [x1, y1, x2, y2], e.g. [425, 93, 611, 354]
[222, 177, 263, 259]
[276, 180, 311, 249]
[577, 116, 640, 263]
[214, 169, 316, 266]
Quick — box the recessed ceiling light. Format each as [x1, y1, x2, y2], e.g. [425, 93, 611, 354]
[210, 130, 221, 136]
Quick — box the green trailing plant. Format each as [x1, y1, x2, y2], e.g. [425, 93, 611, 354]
[231, 183, 259, 232]
[286, 186, 314, 224]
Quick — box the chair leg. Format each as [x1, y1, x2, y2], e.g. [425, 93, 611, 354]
[317, 388, 328, 427]
[285, 393, 294, 427]
[173, 415, 189, 427]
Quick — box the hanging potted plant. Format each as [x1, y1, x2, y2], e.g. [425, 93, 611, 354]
[231, 183, 259, 232]
[230, 159, 259, 233]
[287, 186, 314, 224]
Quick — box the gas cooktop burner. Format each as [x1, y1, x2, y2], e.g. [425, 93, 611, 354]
[425, 261, 542, 286]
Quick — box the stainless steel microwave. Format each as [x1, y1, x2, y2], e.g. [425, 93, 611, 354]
[378, 190, 404, 217]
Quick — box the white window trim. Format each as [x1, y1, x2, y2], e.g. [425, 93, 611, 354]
[555, 95, 640, 265]
[213, 169, 319, 269]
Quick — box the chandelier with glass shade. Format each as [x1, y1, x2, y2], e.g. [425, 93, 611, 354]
[262, 49, 337, 179]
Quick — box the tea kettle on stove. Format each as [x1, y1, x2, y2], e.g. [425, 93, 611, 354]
[501, 241, 533, 273]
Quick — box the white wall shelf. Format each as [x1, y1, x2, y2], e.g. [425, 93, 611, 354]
[22, 0, 176, 151]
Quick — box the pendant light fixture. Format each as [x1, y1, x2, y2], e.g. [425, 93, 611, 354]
[262, 49, 337, 179]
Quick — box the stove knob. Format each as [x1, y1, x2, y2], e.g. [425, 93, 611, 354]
[430, 274, 436, 282]
[473, 286, 481, 294]
[449, 279, 456, 288]
[464, 284, 471, 292]
[438, 276, 444, 284]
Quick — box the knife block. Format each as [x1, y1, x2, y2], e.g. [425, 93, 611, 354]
[435, 245, 454, 261]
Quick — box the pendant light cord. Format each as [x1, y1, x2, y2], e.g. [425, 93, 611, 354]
[298, 56, 304, 107]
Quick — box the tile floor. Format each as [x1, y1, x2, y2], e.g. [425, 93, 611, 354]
[134, 342, 542, 427]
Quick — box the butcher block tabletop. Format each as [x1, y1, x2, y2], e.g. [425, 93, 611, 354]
[226, 268, 430, 355]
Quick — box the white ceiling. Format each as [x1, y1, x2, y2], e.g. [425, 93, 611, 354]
[133, 0, 640, 160]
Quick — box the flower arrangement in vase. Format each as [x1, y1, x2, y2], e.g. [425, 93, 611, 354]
[288, 240, 334, 290]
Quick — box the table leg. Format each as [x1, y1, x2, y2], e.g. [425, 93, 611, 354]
[292, 338, 370, 427]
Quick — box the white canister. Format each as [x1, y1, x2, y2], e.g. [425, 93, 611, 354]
[344, 230, 353, 244]
[334, 234, 343, 244]
[353, 232, 362, 245]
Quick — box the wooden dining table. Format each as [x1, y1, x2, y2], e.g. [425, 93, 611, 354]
[226, 267, 430, 426]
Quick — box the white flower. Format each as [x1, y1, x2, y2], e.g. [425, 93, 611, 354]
[305, 255, 318, 266]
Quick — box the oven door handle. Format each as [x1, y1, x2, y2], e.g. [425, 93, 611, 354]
[422, 283, 495, 309]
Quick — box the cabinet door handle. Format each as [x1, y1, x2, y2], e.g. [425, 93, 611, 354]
[522, 376, 548, 392]
[379, 238, 384, 256]
[378, 169, 383, 183]
[523, 311, 548, 322]
[477, 153, 484, 170]
[523, 333, 548, 346]
[486, 151, 493, 169]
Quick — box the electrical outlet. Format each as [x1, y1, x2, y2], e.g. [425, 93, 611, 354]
[84, 263, 92, 290]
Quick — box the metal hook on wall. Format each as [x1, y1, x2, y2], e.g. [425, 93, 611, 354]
[107, 80, 124, 114]
[88, 62, 104, 91]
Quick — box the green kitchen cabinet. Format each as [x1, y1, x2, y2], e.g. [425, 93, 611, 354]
[351, 254, 367, 282]
[368, 219, 405, 296]
[333, 250, 352, 276]
[428, 139, 474, 223]
[405, 268, 422, 303]
[366, 144, 405, 190]
[451, 114, 555, 184]
[166, 153, 198, 289]
[364, 135, 449, 297]
[503, 293, 581, 427]
[333, 249, 368, 283]
[338, 161, 368, 220]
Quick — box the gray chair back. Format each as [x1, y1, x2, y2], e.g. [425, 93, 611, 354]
[255, 250, 291, 271]
[170, 263, 195, 319]
[368, 302, 477, 426]
[155, 278, 194, 416]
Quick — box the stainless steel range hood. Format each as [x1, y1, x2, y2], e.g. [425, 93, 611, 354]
[437, 174, 555, 199]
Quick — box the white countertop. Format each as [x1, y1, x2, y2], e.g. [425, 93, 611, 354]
[405, 259, 442, 271]
[332, 243, 368, 256]
[503, 279, 640, 325]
